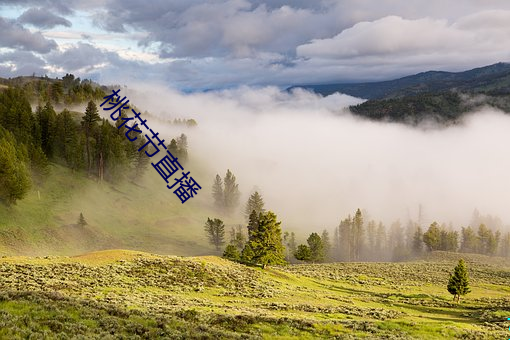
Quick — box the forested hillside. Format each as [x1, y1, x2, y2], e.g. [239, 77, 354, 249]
[0, 75, 211, 256]
[291, 63, 510, 124]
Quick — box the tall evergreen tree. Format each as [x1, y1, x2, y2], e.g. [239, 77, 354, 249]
[244, 191, 265, 220]
[307, 232, 325, 263]
[447, 259, 471, 303]
[500, 232, 510, 258]
[223, 244, 240, 262]
[212, 174, 224, 210]
[352, 209, 364, 261]
[423, 222, 441, 251]
[321, 229, 331, 262]
[176, 133, 188, 162]
[81, 100, 100, 173]
[375, 222, 387, 258]
[55, 109, 79, 166]
[412, 226, 423, 254]
[229, 225, 246, 251]
[294, 244, 312, 262]
[204, 218, 225, 251]
[338, 216, 352, 261]
[36, 102, 57, 158]
[223, 169, 240, 214]
[247, 210, 259, 241]
[460, 226, 478, 253]
[78, 213, 87, 226]
[0, 131, 31, 205]
[245, 211, 286, 268]
[366, 220, 377, 259]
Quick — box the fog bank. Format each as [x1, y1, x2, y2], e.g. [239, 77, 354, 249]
[125, 85, 510, 231]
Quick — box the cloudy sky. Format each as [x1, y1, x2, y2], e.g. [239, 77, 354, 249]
[1, 0, 510, 90]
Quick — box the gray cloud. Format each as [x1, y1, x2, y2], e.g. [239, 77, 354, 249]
[46, 42, 109, 71]
[0, 50, 47, 76]
[0, 16, 57, 53]
[0, 0, 73, 15]
[18, 7, 72, 29]
[5, 0, 510, 89]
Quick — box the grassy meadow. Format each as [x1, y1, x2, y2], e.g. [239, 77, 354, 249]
[0, 249, 508, 339]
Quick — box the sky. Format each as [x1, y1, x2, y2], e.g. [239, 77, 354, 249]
[1, 0, 510, 90]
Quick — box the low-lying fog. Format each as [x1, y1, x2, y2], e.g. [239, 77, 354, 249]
[124, 85, 510, 231]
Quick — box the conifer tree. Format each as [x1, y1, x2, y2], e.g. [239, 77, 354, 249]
[223, 169, 240, 214]
[78, 212, 87, 226]
[321, 229, 331, 261]
[81, 100, 100, 173]
[244, 191, 265, 220]
[352, 209, 364, 261]
[212, 174, 224, 210]
[423, 222, 441, 251]
[447, 259, 471, 303]
[223, 244, 240, 262]
[294, 244, 312, 262]
[247, 210, 259, 241]
[412, 226, 423, 254]
[229, 225, 246, 251]
[204, 218, 225, 251]
[0, 132, 31, 205]
[245, 211, 285, 268]
[307, 232, 325, 263]
[240, 243, 254, 264]
[460, 226, 478, 253]
[338, 216, 352, 261]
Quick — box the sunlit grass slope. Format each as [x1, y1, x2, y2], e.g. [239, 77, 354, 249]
[0, 250, 509, 339]
[0, 162, 222, 256]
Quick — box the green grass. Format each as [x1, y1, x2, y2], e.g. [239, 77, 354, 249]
[0, 162, 225, 256]
[0, 250, 508, 338]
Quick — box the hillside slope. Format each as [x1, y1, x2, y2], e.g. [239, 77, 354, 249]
[0, 162, 219, 256]
[0, 250, 508, 338]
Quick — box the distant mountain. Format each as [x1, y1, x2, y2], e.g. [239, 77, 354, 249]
[289, 62, 510, 100]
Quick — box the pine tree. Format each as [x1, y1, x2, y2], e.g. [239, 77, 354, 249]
[81, 100, 100, 173]
[376, 222, 387, 259]
[307, 232, 325, 263]
[0, 132, 31, 205]
[204, 218, 225, 251]
[500, 232, 510, 258]
[247, 210, 259, 241]
[212, 174, 224, 211]
[223, 244, 240, 262]
[460, 226, 478, 253]
[229, 225, 246, 251]
[36, 102, 57, 158]
[423, 222, 441, 251]
[78, 212, 87, 226]
[294, 244, 312, 262]
[223, 169, 240, 214]
[338, 216, 352, 261]
[412, 226, 423, 254]
[245, 211, 286, 268]
[176, 133, 188, 162]
[240, 243, 255, 264]
[352, 209, 364, 261]
[447, 259, 471, 303]
[283, 231, 297, 262]
[244, 191, 265, 220]
[366, 220, 377, 259]
[321, 229, 331, 262]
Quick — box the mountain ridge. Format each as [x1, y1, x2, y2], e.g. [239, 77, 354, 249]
[289, 62, 510, 99]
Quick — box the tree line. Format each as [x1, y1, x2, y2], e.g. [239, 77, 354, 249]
[0, 81, 189, 205]
[294, 209, 510, 263]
